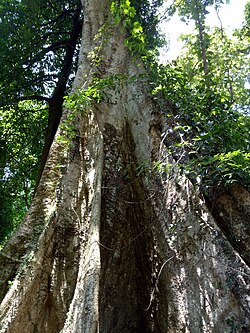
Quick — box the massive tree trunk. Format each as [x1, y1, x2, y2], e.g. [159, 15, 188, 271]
[0, 1, 249, 332]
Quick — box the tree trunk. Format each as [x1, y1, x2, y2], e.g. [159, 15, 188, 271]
[0, 1, 249, 332]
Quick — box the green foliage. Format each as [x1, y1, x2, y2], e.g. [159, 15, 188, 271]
[198, 151, 250, 186]
[150, 17, 250, 190]
[110, 0, 164, 57]
[173, 0, 229, 23]
[0, 0, 81, 103]
[58, 73, 130, 145]
[65, 74, 129, 111]
[242, 1, 250, 38]
[0, 100, 48, 243]
[111, 0, 146, 55]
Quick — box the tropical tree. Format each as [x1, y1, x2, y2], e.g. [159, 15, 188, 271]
[0, 0, 249, 332]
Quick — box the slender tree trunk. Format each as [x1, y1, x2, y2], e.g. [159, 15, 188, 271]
[35, 2, 83, 189]
[0, 1, 250, 332]
[194, 0, 209, 77]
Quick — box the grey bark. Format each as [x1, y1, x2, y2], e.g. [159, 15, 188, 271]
[0, 0, 249, 332]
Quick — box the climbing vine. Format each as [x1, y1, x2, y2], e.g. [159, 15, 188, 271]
[110, 0, 164, 58]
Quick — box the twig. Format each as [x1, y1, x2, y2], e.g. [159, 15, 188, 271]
[145, 254, 176, 311]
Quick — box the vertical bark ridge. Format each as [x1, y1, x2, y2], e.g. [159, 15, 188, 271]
[99, 122, 155, 332]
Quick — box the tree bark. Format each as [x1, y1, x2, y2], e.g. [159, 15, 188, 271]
[0, 1, 250, 332]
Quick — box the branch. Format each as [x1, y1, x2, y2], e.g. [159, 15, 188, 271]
[41, 31, 70, 41]
[40, 7, 76, 28]
[43, 40, 69, 52]
[18, 95, 51, 103]
[215, 4, 224, 37]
